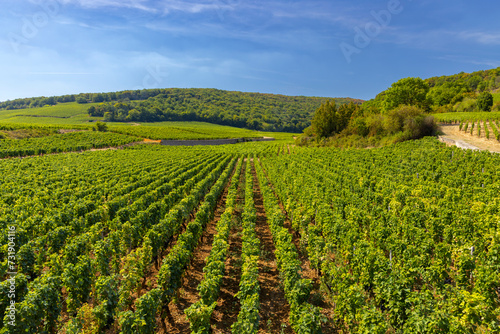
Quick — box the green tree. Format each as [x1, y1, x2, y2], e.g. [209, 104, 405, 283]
[311, 100, 337, 138]
[427, 82, 467, 107]
[382, 77, 430, 112]
[76, 96, 88, 104]
[477, 91, 493, 111]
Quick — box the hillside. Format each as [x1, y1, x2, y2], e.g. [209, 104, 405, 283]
[299, 66, 500, 148]
[0, 88, 362, 133]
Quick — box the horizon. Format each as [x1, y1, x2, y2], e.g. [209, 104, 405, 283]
[2, 0, 500, 102]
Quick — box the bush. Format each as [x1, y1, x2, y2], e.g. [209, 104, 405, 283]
[454, 98, 477, 113]
[346, 117, 369, 136]
[384, 105, 436, 140]
[477, 92, 493, 111]
[403, 115, 437, 139]
[94, 122, 108, 132]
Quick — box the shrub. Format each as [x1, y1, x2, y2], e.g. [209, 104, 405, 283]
[454, 98, 477, 113]
[94, 122, 108, 132]
[477, 92, 493, 111]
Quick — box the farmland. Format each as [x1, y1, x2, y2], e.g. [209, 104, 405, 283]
[0, 136, 499, 333]
[0, 101, 295, 143]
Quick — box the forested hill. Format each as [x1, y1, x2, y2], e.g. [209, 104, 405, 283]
[0, 88, 362, 132]
[366, 67, 500, 113]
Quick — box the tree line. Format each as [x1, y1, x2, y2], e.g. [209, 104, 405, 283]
[87, 88, 361, 132]
[301, 66, 500, 146]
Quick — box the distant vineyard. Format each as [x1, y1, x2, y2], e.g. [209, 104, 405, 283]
[433, 111, 500, 123]
[108, 122, 282, 141]
[0, 131, 139, 158]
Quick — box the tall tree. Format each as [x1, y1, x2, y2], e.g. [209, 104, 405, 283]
[477, 91, 493, 111]
[312, 100, 338, 138]
[382, 77, 430, 112]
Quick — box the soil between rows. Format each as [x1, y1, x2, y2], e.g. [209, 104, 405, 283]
[250, 160, 293, 334]
[156, 164, 237, 333]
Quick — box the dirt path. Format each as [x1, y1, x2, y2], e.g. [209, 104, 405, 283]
[439, 124, 500, 153]
[250, 160, 293, 334]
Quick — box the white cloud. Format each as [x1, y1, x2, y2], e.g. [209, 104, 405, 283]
[458, 31, 500, 45]
[60, 0, 238, 14]
[61, 0, 157, 12]
[435, 55, 500, 68]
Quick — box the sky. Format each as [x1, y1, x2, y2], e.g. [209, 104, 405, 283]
[1, 0, 500, 102]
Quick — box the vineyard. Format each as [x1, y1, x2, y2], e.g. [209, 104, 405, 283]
[458, 119, 500, 141]
[0, 138, 499, 333]
[0, 131, 141, 159]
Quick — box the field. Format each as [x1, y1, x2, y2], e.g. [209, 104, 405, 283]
[0, 136, 499, 333]
[0, 131, 140, 158]
[108, 122, 294, 141]
[0, 103, 295, 142]
[0, 102, 103, 125]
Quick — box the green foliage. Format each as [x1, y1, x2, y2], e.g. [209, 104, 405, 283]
[184, 302, 217, 334]
[0, 88, 360, 132]
[261, 138, 500, 332]
[94, 121, 108, 132]
[62, 255, 93, 315]
[477, 92, 494, 112]
[0, 131, 138, 158]
[311, 101, 357, 138]
[300, 104, 436, 147]
[64, 303, 99, 334]
[426, 81, 467, 106]
[186, 159, 242, 332]
[232, 161, 261, 334]
[109, 122, 293, 141]
[385, 106, 437, 140]
[311, 100, 337, 138]
[94, 275, 119, 330]
[382, 77, 430, 112]
[118, 289, 162, 334]
[255, 160, 321, 333]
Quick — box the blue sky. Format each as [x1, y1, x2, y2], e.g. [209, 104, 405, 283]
[1, 0, 500, 102]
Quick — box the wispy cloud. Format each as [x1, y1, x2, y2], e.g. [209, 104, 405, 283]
[458, 31, 500, 45]
[27, 72, 98, 75]
[63, 0, 157, 12]
[435, 55, 500, 68]
[62, 0, 237, 14]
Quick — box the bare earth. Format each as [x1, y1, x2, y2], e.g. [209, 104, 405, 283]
[439, 124, 500, 153]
